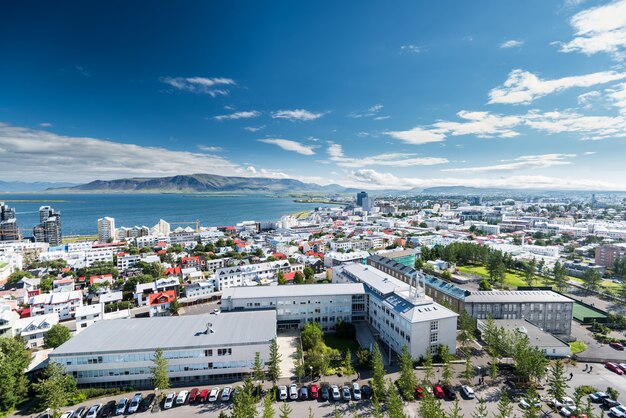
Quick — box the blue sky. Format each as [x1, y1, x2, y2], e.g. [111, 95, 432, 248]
[1, 0, 626, 190]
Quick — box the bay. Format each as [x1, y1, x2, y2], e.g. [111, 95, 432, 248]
[0, 193, 328, 236]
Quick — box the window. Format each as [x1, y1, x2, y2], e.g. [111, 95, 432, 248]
[430, 321, 439, 332]
[430, 332, 438, 343]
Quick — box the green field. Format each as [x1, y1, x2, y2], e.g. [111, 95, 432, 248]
[457, 264, 549, 288]
[569, 340, 587, 354]
[62, 235, 98, 243]
[572, 302, 607, 322]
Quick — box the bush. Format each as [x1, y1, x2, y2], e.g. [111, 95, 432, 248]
[335, 321, 356, 339]
[479, 279, 492, 291]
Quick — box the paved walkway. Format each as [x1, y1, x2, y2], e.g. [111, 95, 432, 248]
[277, 332, 300, 379]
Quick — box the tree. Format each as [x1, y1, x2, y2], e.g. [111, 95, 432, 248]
[169, 299, 180, 315]
[582, 268, 602, 293]
[309, 406, 316, 418]
[522, 387, 541, 418]
[462, 356, 473, 383]
[343, 349, 356, 377]
[33, 363, 76, 417]
[294, 271, 305, 284]
[151, 348, 169, 390]
[494, 391, 513, 418]
[422, 350, 435, 384]
[301, 322, 323, 351]
[547, 360, 569, 402]
[7, 269, 32, 284]
[262, 390, 275, 418]
[606, 386, 620, 402]
[397, 345, 417, 400]
[418, 391, 444, 418]
[253, 352, 265, 382]
[232, 378, 257, 418]
[551, 261, 568, 291]
[278, 402, 292, 418]
[356, 347, 371, 368]
[439, 345, 453, 385]
[371, 344, 386, 402]
[276, 271, 286, 285]
[471, 398, 488, 418]
[447, 398, 463, 418]
[40, 277, 53, 293]
[303, 266, 315, 282]
[0, 337, 31, 414]
[385, 379, 406, 418]
[487, 251, 506, 287]
[457, 310, 475, 355]
[43, 324, 71, 349]
[267, 338, 281, 385]
[524, 259, 536, 287]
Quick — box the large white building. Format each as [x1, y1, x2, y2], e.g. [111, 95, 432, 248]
[214, 261, 303, 291]
[29, 290, 83, 320]
[75, 303, 131, 334]
[97, 217, 116, 243]
[14, 313, 59, 348]
[49, 310, 277, 388]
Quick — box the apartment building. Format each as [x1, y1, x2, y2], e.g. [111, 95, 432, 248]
[29, 290, 83, 320]
[14, 313, 59, 348]
[97, 217, 116, 243]
[595, 244, 626, 268]
[75, 303, 131, 334]
[213, 261, 303, 291]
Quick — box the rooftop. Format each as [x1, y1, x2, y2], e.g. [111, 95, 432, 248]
[465, 290, 573, 304]
[424, 275, 469, 300]
[50, 310, 277, 356]
[222, 283, 365, 299]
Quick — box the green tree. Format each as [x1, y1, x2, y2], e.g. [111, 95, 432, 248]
[33, 363, 76, 417]
[397, 345, 417, 400]
[308, 406, 315, 418]
[303, 266, 315, 281]
[151, 348, 169, 390]
[301, 322, 323, 351]
[43, 324, 71, 349]
[267, 338, 282, 385]
[294, 271, 305, 284]
[40, 277, 53, 293]
[606, 386, 620, 402]
[423, 350, 435, 384]
[522, 387, 541, 418]
[494, 391, 513, 418]
[278, 401, 292, 418]
[524, 258, 536, 287]
[169, 299, 180, 315]
[7, 269, 32, 284]
[472, 398, 489, 418]
[253, 351, 265, 382]
[551, 261, 568, 291]
[418, 391, 445, 418]
[0, 337, 31, 414]
[232, 379, 257, 418]
[582, 268, 602, 293]
[439, 345, 453, 385]
[385, 379, 406, 418]
[371, 344, 386, 402]
[547, 360, 569, 402]
[447, 398, 463, 418]
[462, 356, 473, 383]
[276, 271, 286, 285]
[262, 390, 275, 418]
[343, 349, 356, 377]
[457, 310, 475, 355]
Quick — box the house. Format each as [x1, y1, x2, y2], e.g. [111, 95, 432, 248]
[29, 290, 83, 320]
[148, 290, 177, 317]
[134, 278, 179, 307]
[184, 281, 215, 298]
[0, 304, 19, 337]
[75, 303, 130, 334]
[14, 313, 60, 348]
[52, 278, 75, 293]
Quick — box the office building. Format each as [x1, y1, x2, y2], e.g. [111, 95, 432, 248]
[595, 244, 626, 268]
[0, 202, 19, 241]
[35, 206, 62, 246]
[29, 290, 83, 320]
[97, 217, 116, 243]
[356, 191, 368, 207]
[49, 311, 277, 388]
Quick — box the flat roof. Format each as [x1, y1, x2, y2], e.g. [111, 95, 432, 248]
[465, 290, 573, 304]
[222, 283, 365, 299]
[489, 319, 569, 349]
[340, 263, 409, 295]
[424, 275, 469, 300]
[50, 310, 276, 356]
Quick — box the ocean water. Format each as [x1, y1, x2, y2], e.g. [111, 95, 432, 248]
[0, 193, 328, 236]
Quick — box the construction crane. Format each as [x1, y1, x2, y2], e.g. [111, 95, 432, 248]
[169, 220, 201, 233]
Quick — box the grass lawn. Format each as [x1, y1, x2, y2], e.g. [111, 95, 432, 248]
[569, 340, 587, 354]
[324, 334, 360, 353]
[457, 264, 549, 288]
[62, 235, 98, 243]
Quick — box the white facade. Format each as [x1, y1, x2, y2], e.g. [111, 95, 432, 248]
[97, 217, 116, 243]
[14, 313, 59, 348]
[0, 305, 19, 337]
[29, 290, 83, 320]
[214, 261, 303, 291]
[116, 254, 140, 270]
[75, 303, 131, 334]
[185, 281, 215, 298]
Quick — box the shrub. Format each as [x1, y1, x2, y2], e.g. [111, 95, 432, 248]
[479, 279, 492, 291]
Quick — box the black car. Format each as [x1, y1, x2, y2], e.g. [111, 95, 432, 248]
[443, 386, 457, 400]
[603, 398, 620, 408]
[321, 385, 330, 401]
[71, 407, 87, 418]
[139, 394, 155, 412]
[99, 400, 117, 418]
[361, 385, 373, 399]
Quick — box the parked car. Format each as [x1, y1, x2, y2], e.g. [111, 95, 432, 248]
[85, 404, 101, 418]
[549, 397, 575, 408]
[299, 387, 309, 401]
[352, 383, 361, 401]
[519, 397, 541, 409]
[188, 388, 200, 403]
[100, 401, 117, 417]
[559, 406, 581, 417]
[176, 390, 188, 405]
[461, 385, 475, 399]
[341, 386, 351, 401]
[611, 405, 626, 418]
[71, 407, 86, 418]
[331, 385, 341, 401]
[606, 362, 624, 375]
[589, 392, 609, 402]
[208, 388, 220, 402]
[620, 364, 626, 373]
[610, 342, 624, 351]
[361, 385, 373, 399]
[321, 385, 330, 401]
[603, 398, 620, 408]
[139, 394, 155, 412]
[163, 393, 175, 410]
[199, 389, 209, 403]
[60, 411, 74, 418]
[278, 385, 288, 401]
[115, 398, 128, 415]
[289, 384, 299, 400]
[443, 386, 457, 400]
[433, 386, 445, 399]
[221, 386, 232, 402]
[128, 393, 142, 413]
[414, 386, 424, 399]
[309, 384, 319, 400]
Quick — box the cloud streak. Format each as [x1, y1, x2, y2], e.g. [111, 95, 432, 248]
[213, 110, 260, 121]
[160, 76, 236, 97]
[442, 153, 576, 173]
[257, 138, 316, 155]
[271, 109, 325, 121]
[500, 39, 524, 48]
[325, 143, 448, 168]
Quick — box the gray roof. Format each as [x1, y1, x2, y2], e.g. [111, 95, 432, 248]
[465, 290, 573, 304]
[490, 319, 569, 349]
[50, 310, 276, 356]
[368, 255, 417, 277]
[222, 283, 365, 300]
[424, 275, 469, 301]
[340, 263, 409, 295]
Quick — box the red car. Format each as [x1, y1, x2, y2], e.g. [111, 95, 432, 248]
[610, 342, 624, 351]
[309, 384, 319, 400]
[188, 388, 199, 403]
[606, 362, 624, 375]
[199, 389, 209, 402]
[415, 387, 424, 399]
[433, 385, 445, 399]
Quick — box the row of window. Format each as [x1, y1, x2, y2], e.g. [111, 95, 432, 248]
[70, 360, 253, 379]
[60, 347, 238, 366]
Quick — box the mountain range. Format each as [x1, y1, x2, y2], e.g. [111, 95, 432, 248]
[0, 181, 78, 192]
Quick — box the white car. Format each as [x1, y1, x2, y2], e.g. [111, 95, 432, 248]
[612, 405, 626, 418]
[115, 398, 128, 415]
[289, 384, 298, 400]
[60, 411, 74, 418]
[163, 392, 176, 410]
[208, 387, 220, 402]
[550, 397, 574, 408]
[221, 386, 232, 402]
[519, 398, 541, 409]
[589, 391, 609, 402]
[176, 390, 188, 405]
[461, 385, 475, 399]
[85, 404, 101, 418]
[331, 385, 341, 401]
[128, 394, 142, 414]
[352, 383, 361, 400]
[560, 406, 580, 417]
[278, 385, 288, 401]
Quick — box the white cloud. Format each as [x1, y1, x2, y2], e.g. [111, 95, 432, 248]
[558, 0, 626, 60]
[400, 45, 422, 54]
[198, 145, 223, 152]
[347, 169, 621, 190]
[39, 122, 52, 128]
[243, 125, 266, 132]
[432, 111, 522, 138]
[607, 82, 626, 113]
[160, 76, 236, 97]
[524, 110, 626, 139]
[271, 109, 325, 121]
[442, 153, 576, 173]
[325, 143, 448, 168]
[257, 138, 316, 155]
[385, 127, 447, 145]
[348, 104, 386, 119]
[246, 166, 257, 174]
[584, 151, 597, 155]
[488, 69, 626, 104]
[213, 110, 260, 121]
[500, 39, 524, 48]
[0, 123, 245, 182]
[374, 115, 390, 121]
[577, 90, 601, 108]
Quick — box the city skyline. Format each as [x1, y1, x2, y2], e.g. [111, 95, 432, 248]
[2, 1, 626, 190]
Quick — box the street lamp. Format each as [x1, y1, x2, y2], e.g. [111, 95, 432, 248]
[309, 366, 313, 382]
